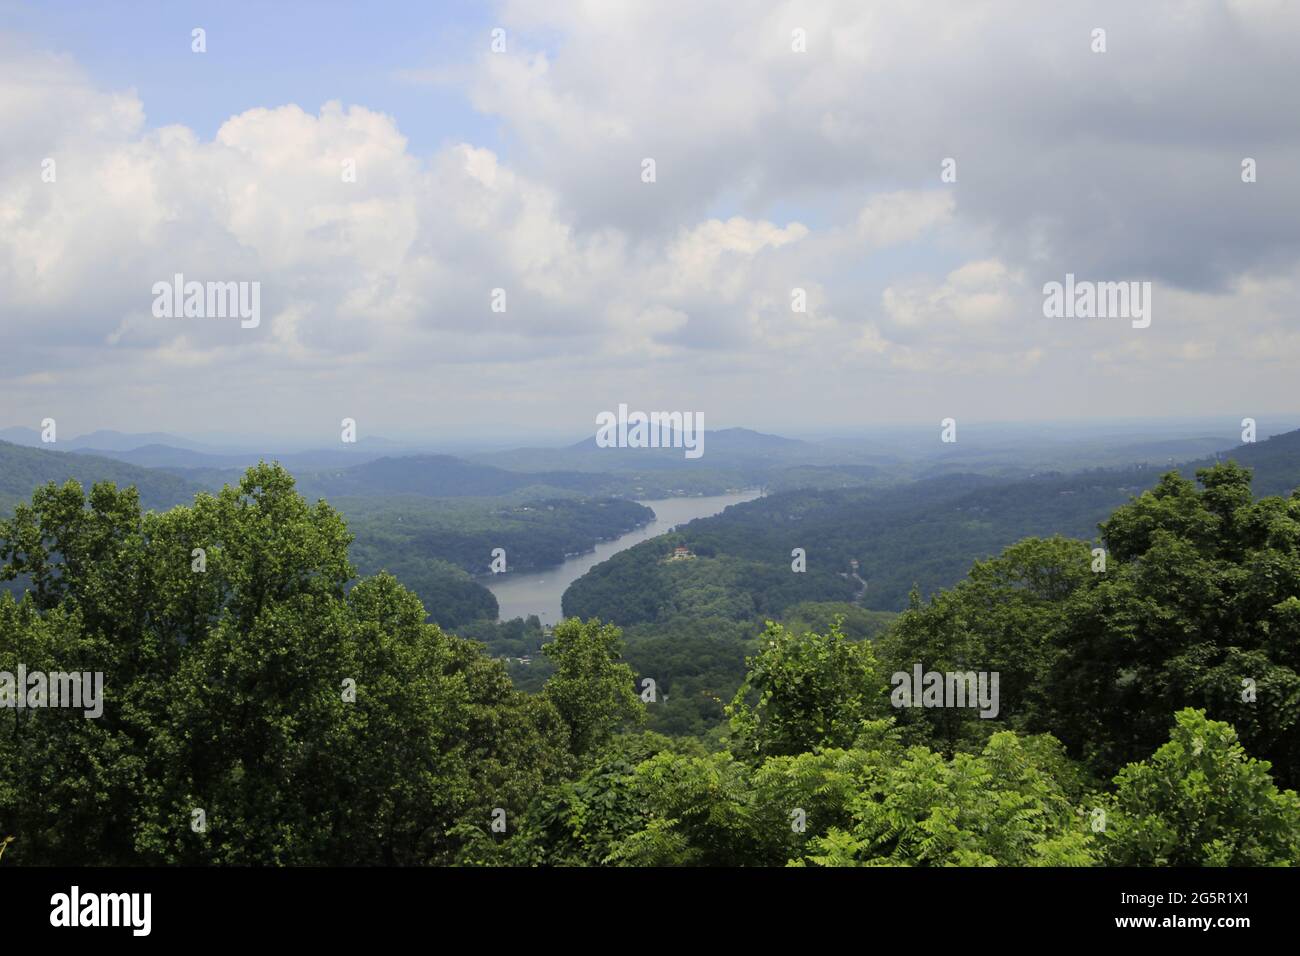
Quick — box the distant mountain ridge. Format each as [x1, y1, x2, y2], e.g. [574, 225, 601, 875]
[295, 454, 612, 499]
[7, 423, 1299, 519]
[81, 443, 402, 471]
[563, 427, 1300, 622]
[0, 427, 215, 452]
[0, 440, 203, 514]
[1184, 427, 1300, 497]
[566, 425, 808, 452]
[470, 427, 826, 482]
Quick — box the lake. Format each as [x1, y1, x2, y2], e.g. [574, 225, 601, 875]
[485, 490, 762, 624]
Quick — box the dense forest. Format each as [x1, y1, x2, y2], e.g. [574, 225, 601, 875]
[345, 496, 654, 577]
[553, 467, 1155, 735]
[0, 440, 658, 631]
[344, 496, 654, 628]
[563, 467, 1155, 618]
[2, 459, 1296, 865]
[0, 439, 201, 515]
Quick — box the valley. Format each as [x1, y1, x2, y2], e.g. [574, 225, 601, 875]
[485, 490, 762, 624]
[9, 419, 1297, 741]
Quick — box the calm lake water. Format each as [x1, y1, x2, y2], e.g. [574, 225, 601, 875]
[485, 490, 762, 625]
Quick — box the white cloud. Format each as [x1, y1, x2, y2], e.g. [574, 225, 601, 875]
[3, 2, 1300, 432]
[855, 192, 955, 250]
[882, 259, 1021, 330]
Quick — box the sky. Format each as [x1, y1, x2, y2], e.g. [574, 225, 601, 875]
[2, 0, 1299, 444]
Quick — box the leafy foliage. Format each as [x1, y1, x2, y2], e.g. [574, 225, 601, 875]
[541, 618, 643, 758]
[3, 458, 1298, 868]
[727, 621, 886, 758]
[0, 439, 201, 517]
[883, 463, 1300, 788]
[0, 465, 569, 864]
[1099, 708, 1300, 866]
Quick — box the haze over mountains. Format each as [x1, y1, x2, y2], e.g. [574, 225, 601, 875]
[5, 419, 1300, 511]
[8, 419, 1300, 629]
[6, 419, 1259, 478]
[0, 439, 203, 514]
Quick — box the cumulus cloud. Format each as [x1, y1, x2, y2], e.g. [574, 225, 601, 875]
[882, 260, 1022, 330]
[2, 2, 1299, 433]
[462, 0, 1300, 287]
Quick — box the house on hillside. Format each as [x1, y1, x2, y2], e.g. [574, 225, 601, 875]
[669, 545, 695, 560]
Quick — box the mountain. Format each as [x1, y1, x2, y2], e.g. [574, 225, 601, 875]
[0, 427, 41, 447]
[62, 430, 215, 453]
[76, 444, 246, 469]
[1184, 427, 1300, 497]
[0, 428, 222, 454]
[0, 440, 204, 514]
[83, 443, 401, 471]
[472, 426, 817, 471]
[294, 454, 612, 499]
[565, 425, 809, 454]
[561, 467, 1151, 624]
[563, 428, 1300, 628]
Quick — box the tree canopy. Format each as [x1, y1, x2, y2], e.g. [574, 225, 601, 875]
[2, 461, 1296, 867]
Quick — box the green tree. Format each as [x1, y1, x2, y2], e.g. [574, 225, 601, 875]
[798, 731, 1096, 867]
[881, 536, 1092, 749]
[727, 620, 885, 759]
[1050, 464, 1300, 784]
[542, 618, 642, 758]
[1099, 708, 1300, 866]
[0, 465, 568, 865]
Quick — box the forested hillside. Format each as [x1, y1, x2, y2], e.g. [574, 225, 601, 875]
[173, 451, 759, 500]
[0, 440, 202, 515]
[297, 455, 612, 498]
[559, 444, 1300, 742]
[1183, 428, 1300, 497]
[344, 496, 654, 575]
[563, 466, 1157, 621]
[344, 496, 653, 628]
[2, 461, 1297, 866]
